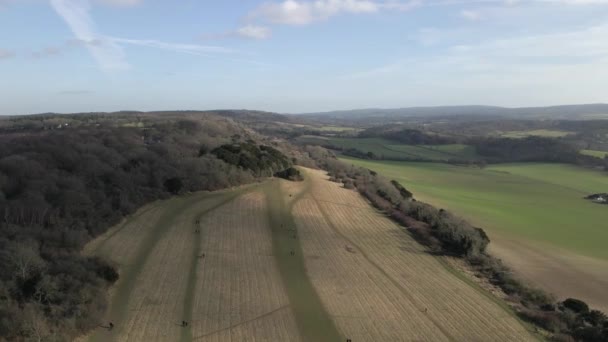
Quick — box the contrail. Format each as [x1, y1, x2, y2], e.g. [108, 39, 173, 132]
[49, 0, 130, 71]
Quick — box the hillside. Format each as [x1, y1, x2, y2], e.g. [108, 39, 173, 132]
[81, 167, 534, 341]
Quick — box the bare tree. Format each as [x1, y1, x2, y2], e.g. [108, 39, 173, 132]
[23, 304, 51, 342]
[8, 243, 45, 280]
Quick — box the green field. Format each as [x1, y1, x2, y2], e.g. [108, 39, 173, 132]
[581, 149, 608, 158]
[341, 157, 608, 260]
[500, 129, 573, 138]
[297, 136, 478, 161]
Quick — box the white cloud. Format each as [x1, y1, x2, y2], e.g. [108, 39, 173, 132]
[542, 0, 608, 4]
[460, 9, 481, 20]
[50, 0, 130, 71]
[235, 25, 272, 39]
[95, 0, 142, 6]
[342, 22, 608, 106]
[349, 22, 608, 80]
[380, 0, 422, 10]
[250, 0, 380, 25]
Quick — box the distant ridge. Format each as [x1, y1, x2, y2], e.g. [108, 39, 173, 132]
[299, 104, 608, 119]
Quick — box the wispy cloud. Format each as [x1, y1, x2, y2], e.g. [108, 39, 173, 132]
[109, 37, 235, 56]
[0, 49, 15, 59]
[347, 22, 608, 80]
[50, 0, 129, 71]
[95, 0, 142, 6]
[224, 0, 607, 42]
[235, 25, 272, 40]
[50, 0, 242, 70]
[460, 9, 481, 20]
[58, 90, 94, 95]
[235, 0, 421, 40]
[249, 0, 381, 26]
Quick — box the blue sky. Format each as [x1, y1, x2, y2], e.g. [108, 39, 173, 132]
[1, 0, 608, 114]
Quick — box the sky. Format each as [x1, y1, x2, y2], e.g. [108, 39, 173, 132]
[1, 0, 608, 114]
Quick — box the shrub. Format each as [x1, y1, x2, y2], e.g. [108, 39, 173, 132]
[275, 167, 303, 181]
[164, 177, 183, 194]
[562, 298, 590, 314]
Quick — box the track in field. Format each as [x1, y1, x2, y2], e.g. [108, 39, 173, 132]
[84, 167, 536, 341]
[85, 179, 338, 342]
[290, 168, 537, 341]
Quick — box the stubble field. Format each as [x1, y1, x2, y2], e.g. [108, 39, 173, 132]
[82, 167, 536, 341]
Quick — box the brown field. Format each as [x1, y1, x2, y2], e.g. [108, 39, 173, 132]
[292, 168, 535, 341]
[490, 236, 608, 314]
[83, 168, 538, 341]
[83, 201, 164, 264]
[190, 192, 300, 342]
[85, 188, 301, 342]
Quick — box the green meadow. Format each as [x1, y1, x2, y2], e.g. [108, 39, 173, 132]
[581, 149, 608, 159]
[341, 157, 608, 260]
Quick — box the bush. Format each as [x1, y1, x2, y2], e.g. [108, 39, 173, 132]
[562, 298, 590, 314]
[164, 177, 183, 194]
[212, 142, 291, 176]
[275, 167, 303, 181]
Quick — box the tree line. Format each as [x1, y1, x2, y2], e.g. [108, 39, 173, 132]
[307, 127, 608, 170]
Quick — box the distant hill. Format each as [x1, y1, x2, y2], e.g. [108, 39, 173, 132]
[300, 104, 608, 120]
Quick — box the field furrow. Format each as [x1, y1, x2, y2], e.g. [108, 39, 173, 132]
[292, 168, 535, 341]
[191, 192, 301, 342]
[83, 202, 165, 266]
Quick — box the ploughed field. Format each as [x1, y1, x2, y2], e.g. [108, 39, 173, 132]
[341, 158, 608, 312]
[82, 167, 534, 341]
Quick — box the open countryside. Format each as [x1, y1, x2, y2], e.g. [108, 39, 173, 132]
[5, 0, 608, 340]
[296, 136, 480, 161]
[82, 168, 534, 341]
[341, 158, 608, 312]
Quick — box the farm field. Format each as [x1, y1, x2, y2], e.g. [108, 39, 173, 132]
[340, 157, 608, 311]
[581, 149, 608, 158]
[297, 135, 478, 161]
[500, 129, 573, 138]
[84, 179, 339, 342]
[290, 168, 534, 341]
[81, 167, 536, 341]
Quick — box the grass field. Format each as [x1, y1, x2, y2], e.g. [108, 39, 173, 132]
[297, 136, 478, 161]
[500, 129, 573, 138]
[340, 157, 608, 311]
[581, 149, 608, 158]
